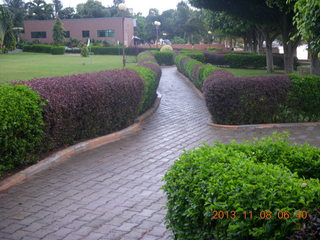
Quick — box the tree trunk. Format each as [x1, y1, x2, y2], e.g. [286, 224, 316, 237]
[282, 14, 298, 74]
[252, 32, 258, 53]
[265, 34, 274, 73]
[256, 30, 264, 54]
[311, 51, 320, 76]
[243, 37, 249, 51]
[283, 40, 295, 74]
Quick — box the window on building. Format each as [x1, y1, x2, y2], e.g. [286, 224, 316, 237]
[97, 30, 115, 37]
[64, 31, 70, 38]
[82, 30, 90, 38]
[31, 32, 46, 38]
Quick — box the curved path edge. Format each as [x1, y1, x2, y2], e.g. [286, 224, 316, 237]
[0, 93, 162, 192]
[208, 119, 320, 129]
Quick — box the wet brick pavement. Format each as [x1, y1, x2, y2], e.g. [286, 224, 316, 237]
[0, 66, 319, 240]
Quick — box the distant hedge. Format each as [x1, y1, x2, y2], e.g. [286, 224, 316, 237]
[154, 51, 174, 65]
[0, 84, 44, 175]
[23, 44, 66, 55]
[163, 134, 320, 240]
[91, 46, 158, 56]
[204, 51, 298, 69]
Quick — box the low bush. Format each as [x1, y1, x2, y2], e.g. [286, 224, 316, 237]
[224, 53, 266, 68]
[183, 52, 205, 62]
[191, 63, 205, 89]
[163, 134, 320, 240]
[51, 46, 65, 55]
[0, 84, 45, 175]
[90, 46, 158, 56]
[203, 73, 291, 124]
[154, 51, 174, 66]
[22, 70, 144, 151]
[137, 62, 162, 80]
[81, 46, 89, 57]
[160, 45, 173, 52]
[203, 52, 298, 69]
[91, 46, 121, 55]
[23, 44, 52, 53]
[198, 64, 221, 88]
[285, 74, 320, 122]
[204, 51, 227, 65]
[184, 59, 202, 83]
[129, 66, 159, 113]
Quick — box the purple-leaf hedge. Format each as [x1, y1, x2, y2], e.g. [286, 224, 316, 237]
[203, 73, 291, 124]
[22, 69, 144, 151]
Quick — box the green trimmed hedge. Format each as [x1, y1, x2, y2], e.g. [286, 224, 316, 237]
[23, 44, 65, 55]
[224, 53, 266, 68]
[154, 51, 174, 65]
[91, 47, 158, 56]
[0, 84, 45, 176]
[51, 46, 65, 55]
[23, 44, 52, 53]
[129, 66, 160, 114]
[285, 74, 320, 122]
[163, 133, 320, 240]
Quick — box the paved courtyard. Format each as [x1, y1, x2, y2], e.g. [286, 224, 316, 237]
[0, 66, 319, 240]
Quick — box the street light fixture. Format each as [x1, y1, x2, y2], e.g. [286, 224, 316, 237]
[154, 21, 161, 48]
[118, 3, 127, 68]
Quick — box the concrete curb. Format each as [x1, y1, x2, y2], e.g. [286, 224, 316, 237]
[208, 119, 320, 129]
[175, 68, 320, 130]
[0, 93, 162, 192]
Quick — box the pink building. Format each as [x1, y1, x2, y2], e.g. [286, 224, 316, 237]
[21, 17, 135, 46]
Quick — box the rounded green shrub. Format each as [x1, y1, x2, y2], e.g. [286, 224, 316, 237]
[163, 135, 320, 240]
[0, 84, 45, 175]
[160, 45, 173, 52]
[154, 51, 174, 65]
[81, 46, 89, 57]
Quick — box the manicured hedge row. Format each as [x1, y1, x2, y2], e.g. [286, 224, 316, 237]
[0, 85, 45, 174]
[163, 134, 320, 240]
[91, 47, 158, 56]
[23, 44, 65, 55]
[203, 72, 320, 124]
[21, 70, 144, 152]
[175, 54, 320, 124]
[204, 72, 291, 124]
[127, 51, 161, 114]
[204, 51, 298, 69]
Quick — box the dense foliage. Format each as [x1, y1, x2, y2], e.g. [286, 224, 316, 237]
[51, 46, 65, 55]
[0, 84, 44, 176]
[163, 133, 320, 240]
[204, 73, 291, 124]
[21, 69, 144, 152]
[153, 52, 174, 66]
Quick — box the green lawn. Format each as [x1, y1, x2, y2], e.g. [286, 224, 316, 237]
[0, 52, 136, 83]
[223, 67, 284, 76]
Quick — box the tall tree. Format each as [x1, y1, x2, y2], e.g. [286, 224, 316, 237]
[25, 0, 54, 20]
[0, 5, 16, 52]
[52, 17, 64, 45]
[3, 0, 25, 27]
[76, 0, 110, 18]
[52, 0, 63, 17]
[189, 0, 283, 72]
[58, 7, 75, 19]
[290, 0, 320, 75]
[113, 0, 124, 7]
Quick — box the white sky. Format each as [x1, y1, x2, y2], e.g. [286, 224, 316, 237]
[51, 0, 185, 16]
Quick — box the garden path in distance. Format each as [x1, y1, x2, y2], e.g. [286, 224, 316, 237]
[0, 66, 319, 240]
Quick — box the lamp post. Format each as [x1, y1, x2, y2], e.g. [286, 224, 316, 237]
[154, 21, 161, 48]
[118, 3, 127, 68]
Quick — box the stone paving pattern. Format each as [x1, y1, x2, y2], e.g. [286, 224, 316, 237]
[0, 67, 319, 240]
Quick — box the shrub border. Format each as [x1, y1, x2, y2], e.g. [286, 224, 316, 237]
[176, 66, 320, 129]
[0, 93, 161, 192]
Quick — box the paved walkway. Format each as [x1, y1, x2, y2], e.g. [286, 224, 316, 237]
[0, 67, 319, 240]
